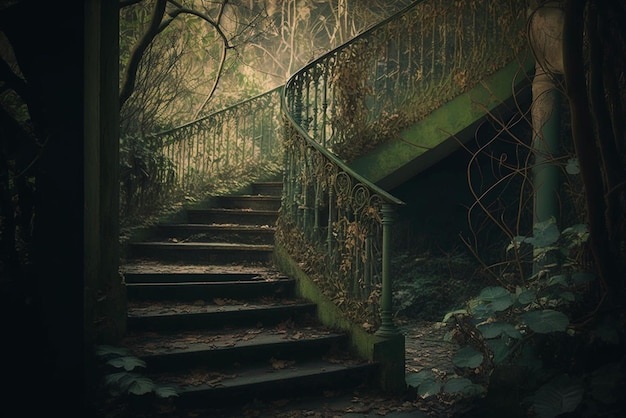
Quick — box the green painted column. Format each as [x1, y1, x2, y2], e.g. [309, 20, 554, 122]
[532, 85, 562, 226]
[531, 71, 562, 274]
[528, 3, 565, 274]
[375, 203, 400, 337]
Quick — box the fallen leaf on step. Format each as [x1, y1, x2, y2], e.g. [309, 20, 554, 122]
[270, 357, 295, 370]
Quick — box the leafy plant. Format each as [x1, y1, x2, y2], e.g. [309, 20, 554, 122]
[405, 368, 485, 400]
[95, 345, 178, 399]
[438, 219, 625, 416]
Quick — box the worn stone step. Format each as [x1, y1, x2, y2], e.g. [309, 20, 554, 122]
[122, 326, 348, 373]
[251, 181, 283, 196]
[120, 262, 281, 282]
[186, 208, 278, 226]
[127, 299, 317, 331]
[155, 359, 378, 409]
[124, 271, 286, 284]
[126, 277, 296, 301]
[216, 195, 281, 211]
[127, 242, 274, 264]
[152, 223, 275, 244]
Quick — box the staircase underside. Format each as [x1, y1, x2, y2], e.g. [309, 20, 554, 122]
[349, 56, 535, 190]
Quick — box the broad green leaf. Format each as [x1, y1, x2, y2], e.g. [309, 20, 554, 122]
[521, 310, 569, 333]
[405, 370, 435, 388]
[155, 386, 179, 398]
[107, 372, 143, 392]
[531, 217, 560, 248]
[486, 338, 510, 364]
[417, 380, 442, 398]
[532, 375, 584, 418]
[452, 346, 483, 368]
[104, 372, 134, 387]
[517, 289, 536, 305]
[477, 286, 515, 312]
[478, 286, 510, 301]
[469, 303, 494, 320]
[491, 296, 514, 312]
[127, 376, 155, 396]
[443, 377, 485, 396]
[107, 356, 146, 371]
[478, 322, 522, 339]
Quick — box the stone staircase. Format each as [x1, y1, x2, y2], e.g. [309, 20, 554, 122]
[120, 181, 379, 413]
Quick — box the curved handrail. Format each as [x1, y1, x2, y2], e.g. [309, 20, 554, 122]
[278, 0, 527, 333]
[151, 86, 283, 141]
[280, 104, 405, 206]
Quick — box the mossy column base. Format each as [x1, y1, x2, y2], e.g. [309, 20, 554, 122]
[373, 333, 406, 394]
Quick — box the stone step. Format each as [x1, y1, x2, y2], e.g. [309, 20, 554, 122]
[186, 208, 278, 226]
[122, 326, 349, 373]
[157, 359, 378, 410]
[127, 299, 317, 331]
[124, 271, 279, 284]
[126, 242, 274, 264]
[121, 262, 281, 281]
[251, 181, 283, 196]
[118, 181, 378, 413]
[216, 195, 281, 211]
[152, 223, 275, 245]
[126, 277, 296, 301]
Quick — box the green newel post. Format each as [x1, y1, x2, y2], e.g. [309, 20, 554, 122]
[532, 87, 562, 227]
[376, 203, 400, 337]
[528, 2, 565, 274]
[532, 83, 562, 274]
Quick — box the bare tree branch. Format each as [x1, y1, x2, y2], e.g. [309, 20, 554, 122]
[119, 0, 168, 109]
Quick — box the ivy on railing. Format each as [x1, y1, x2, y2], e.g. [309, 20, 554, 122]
[285, 0, 527, 162]
[121, 87, 283, 225]
[277, 118, 404, 334]
[279, 0, 527, 332]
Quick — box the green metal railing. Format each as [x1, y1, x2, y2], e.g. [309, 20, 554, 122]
[279, 0, 527, 332]
[122, 0, 527, 333]
[158, 87, 283, 191]
[121, 87, 283, 222]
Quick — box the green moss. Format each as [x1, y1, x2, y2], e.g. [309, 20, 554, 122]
[272, 244, 406, 393]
